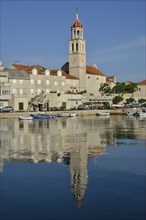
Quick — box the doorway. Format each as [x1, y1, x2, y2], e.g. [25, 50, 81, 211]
[19, 102, 24, 111]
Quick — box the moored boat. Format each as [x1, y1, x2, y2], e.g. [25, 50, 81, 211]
[58, 112, 70, 117]
[96, 112, 110, 116]
[137, 112, 146, 117]
[18, 116, 33, 120]
[127, 112, 139, 117]
[38, 114, 53, 119]
[30, 114, 55, 119]
[127, 111, 146, 117]
[58, 112, 77, 117]
[30, 114, 39, 118]
[69, 113, 77, 117]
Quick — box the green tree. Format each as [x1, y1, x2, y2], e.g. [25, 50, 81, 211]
[112, 82, 126, 95]
[138, 98, 146, 104]
[113, 95, 123, 104]
[125, 83, 138, 96]
[126, 97, 135, 103]
[99, 83, 112, 94]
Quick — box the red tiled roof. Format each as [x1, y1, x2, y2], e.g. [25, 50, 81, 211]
[12, 64, 40, 71]
[86, 66, 106, 76]
[138, 80, 146, 85]
[72, 19, 83, 28]
[127, 80, 146, 85]
[12, 64, 78, 80]
[50, 70, 79, 80]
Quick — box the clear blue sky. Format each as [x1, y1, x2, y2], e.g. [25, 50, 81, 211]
[1, 0, 145, 82]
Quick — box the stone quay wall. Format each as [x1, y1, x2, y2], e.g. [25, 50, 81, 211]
[0, 108, 140, 119]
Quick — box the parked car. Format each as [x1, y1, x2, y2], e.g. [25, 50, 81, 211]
[0, 106, 13, 112]
[124, 103, 140, 108]
[141, 103, 146, 108]
[77, 104, 89, 110]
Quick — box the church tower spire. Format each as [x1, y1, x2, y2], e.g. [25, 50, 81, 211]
[69, 9, 86, 92]
[76, 7, 78, 19]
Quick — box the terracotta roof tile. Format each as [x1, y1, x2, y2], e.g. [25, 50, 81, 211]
[138, 80, 146, 85]
[72, 18, 83, 28]
[86, 66, 106, 76]
[12, 64, 44, 71]
[11, 63, 79, 80]
[50, 70, 79, 80]
[127, 80, 146, 85]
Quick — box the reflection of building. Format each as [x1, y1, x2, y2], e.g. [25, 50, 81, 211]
[70, 144, 88, 207]
[1, 116, 145, 204]
[1, 116, 146, 168]
[0, 117, 109, 207]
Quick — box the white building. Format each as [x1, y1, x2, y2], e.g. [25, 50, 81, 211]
[0, 11, 145, 110]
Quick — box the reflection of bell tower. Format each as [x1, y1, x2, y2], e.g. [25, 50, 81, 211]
[69, 9, 86, 92]
[70, 144, 88, 207]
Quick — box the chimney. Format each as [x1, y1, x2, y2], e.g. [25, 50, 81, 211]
[57, 69, 62, 76]
[32, 68, 38, 75]
[45, 69, 50, 76]
[92, 63, 97, 69]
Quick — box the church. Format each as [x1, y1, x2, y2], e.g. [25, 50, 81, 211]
[1, 10, 145, 111]
[62, 9, 116, 95]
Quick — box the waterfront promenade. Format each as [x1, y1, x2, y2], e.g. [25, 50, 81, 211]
[0, 108, 139, 118]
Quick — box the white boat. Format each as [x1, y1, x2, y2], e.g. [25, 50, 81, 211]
[58, 112, 77, 117]
[18, 116, 33, 120]
[127, 111, 146, 117]
[58, 112, 70, 117]
[69, 113, 77, 117]
[138, 112, 146, 117]
[111, 104, 124, 109]
[96, 112, 110, 116]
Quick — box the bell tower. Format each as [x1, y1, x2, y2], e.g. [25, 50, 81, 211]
[69, 9, 86, 92]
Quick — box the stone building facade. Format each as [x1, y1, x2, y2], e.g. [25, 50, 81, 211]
[69, 10, 86, 92]
[0, 11, 145, 111]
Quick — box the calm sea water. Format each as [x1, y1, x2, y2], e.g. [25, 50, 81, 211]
[0, 115, 146, 220]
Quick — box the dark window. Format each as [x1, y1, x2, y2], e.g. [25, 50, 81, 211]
[19, 102, 23, 110]
[77, 30, 80, 37]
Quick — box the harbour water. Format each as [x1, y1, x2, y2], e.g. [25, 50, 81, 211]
[0, 115, 146, 220]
